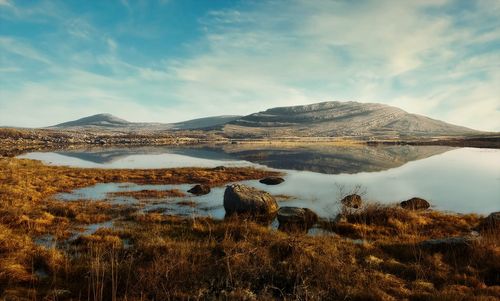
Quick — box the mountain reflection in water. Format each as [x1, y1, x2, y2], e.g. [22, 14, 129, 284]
[48, 144, 453, 174]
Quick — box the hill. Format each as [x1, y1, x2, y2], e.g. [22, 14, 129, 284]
[51, 113, 134, 128]
[50, 114, 241, 131]
[222, 101, 481, 138]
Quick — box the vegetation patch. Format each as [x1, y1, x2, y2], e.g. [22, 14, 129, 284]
[0, 157, 498, 300]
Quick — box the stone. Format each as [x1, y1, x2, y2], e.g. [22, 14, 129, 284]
[187, 184, 211, 196]
[277, 206, 318, 229]
[259, 177, 285, 185]
[341, 194, 363, 208]
[418, 236, 475, 253]
[478, 212, 500, 232]
[400, 197, 430, 210]
[223, 184, 278, 216]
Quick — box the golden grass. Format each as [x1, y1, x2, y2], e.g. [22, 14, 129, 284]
[0, 157, 499, 300]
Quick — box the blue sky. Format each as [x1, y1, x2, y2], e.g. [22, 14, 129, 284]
[0, 0, 499, 130]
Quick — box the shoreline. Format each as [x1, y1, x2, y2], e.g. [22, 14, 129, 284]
[1, 127, 499, 157]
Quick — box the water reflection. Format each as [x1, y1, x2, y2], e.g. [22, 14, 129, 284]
[223, 144, 453, 174]
[20, 144, 453, 174]
[18, 146, 500, 214]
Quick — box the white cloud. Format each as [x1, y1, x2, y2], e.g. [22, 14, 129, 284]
[0, 37, 51, 64]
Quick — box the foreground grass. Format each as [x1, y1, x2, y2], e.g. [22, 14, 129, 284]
[0, 157, 498, 300]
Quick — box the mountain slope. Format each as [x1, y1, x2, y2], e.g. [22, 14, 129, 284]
[223, 101, 480, 138]
[171, 115, 241, 130]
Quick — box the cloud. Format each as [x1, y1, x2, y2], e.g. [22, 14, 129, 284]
[0, 0, 499, 131]
[0, 37, 51, 63]
[164, 0, 500, 130]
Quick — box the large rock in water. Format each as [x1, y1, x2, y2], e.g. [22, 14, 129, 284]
[341, 194, 363, 208]
[400, 197, 430, 210]
[223, 184, 278, 216]
[188, 184, 211, 196]
[259, 177, 285, 185]
[277, 207, 318, 232]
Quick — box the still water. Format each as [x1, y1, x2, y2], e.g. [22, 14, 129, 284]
[19, 145, 500, 216]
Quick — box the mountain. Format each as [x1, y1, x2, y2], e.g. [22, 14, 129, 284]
[222, 101, 481, 138]
[49, 101, 483, 139]
[50, 114, 241, 130]
[52, 114, 134, 128]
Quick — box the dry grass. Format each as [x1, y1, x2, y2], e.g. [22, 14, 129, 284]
[324, 203, 482, 242]
[0, 157, 499, 300]
[108, 189, 186, 199]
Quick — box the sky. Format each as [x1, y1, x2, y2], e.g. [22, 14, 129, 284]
[0, 0, 499, 130]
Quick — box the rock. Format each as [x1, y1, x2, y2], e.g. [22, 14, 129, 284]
[259, 177, 285, 185]
[400, 197, 430, 210]
[333, 213, 347, 224]
[418, 236, 475, 253]
[341, 194, 362, 208]
[277, 207, 318, 231]
[223, 184, 278, 216]
[188, 184, 211, 196]
[213, 166, 226, 171]
[478, 212, 500, 232]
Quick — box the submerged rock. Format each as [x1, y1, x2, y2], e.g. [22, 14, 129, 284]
[400, 197, 430, 210]
[188, 184, 211, 196]
[277, 206, 318, 232]
[223, 184, 278, 216]
[259, 177, 285, 185]
[341, 194, 363, 208]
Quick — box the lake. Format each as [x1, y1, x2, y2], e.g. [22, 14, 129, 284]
[19, 145, 500, 217]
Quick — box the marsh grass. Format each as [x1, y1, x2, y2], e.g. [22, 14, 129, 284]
[1, 157, 499, 300]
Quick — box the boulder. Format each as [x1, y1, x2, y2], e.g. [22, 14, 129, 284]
[341, 194, 363, 208]
[478, 212, 500, 232]
[187, 184, 211, 196]
[277, 207, 318, 225]
[277, 207, 318, 232]
[259, 177, 285, 185]
[223, 184, 278, 216]
[400, 197, 430, 210]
